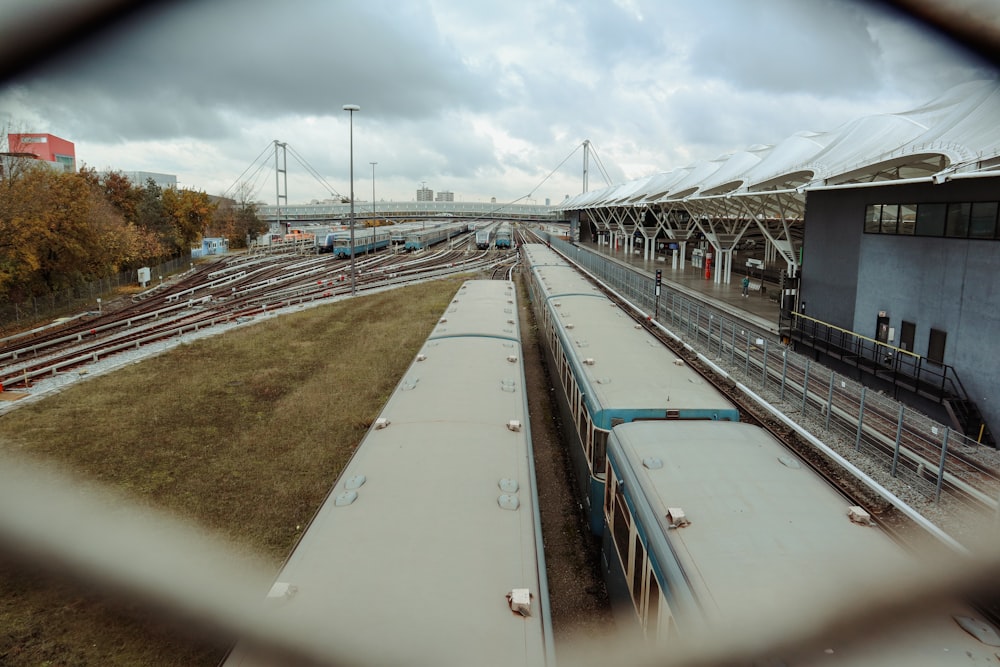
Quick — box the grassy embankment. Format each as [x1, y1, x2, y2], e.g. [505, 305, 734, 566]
[0, 276, 468, 667]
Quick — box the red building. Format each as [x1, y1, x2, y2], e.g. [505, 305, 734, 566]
[7, 133, 76, 171]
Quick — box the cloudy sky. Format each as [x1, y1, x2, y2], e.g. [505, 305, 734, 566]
[0, 0, 995, 206]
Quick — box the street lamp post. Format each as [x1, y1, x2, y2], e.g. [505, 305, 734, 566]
[370, 161, 377, 255]
[343, 104, 360, 295]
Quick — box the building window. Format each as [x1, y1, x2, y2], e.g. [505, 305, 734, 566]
[867, 201, 1000, 240]
[945, 202, 971, 238]
[915, 203, 947, 236]
[969, 201, 998, 239]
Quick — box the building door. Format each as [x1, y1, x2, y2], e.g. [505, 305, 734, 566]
[928, 328, 947, 365]
[875, 313, 890, 343]
[900, 320, 916, 352]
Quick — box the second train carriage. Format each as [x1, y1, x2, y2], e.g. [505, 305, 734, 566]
[403, 221, 467, 251]
[223, 280, 554, 667]
[522, 243, 739, 534]
[495, 222, 513, 249]
[476, 225, 496, 249]
[326, 227, 392, 258]
[602, 419, 1000, 664]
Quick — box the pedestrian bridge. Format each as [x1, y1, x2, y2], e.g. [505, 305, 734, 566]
[258, 200, 560, 224]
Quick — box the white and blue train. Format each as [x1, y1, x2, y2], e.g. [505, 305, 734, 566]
[223, 280, 554, 667]
[320, 227, 391, 257]
[476, 225, 496, 250]
[495, 222, 513, 249]
[523, 243, 739, 534]
[524, 242, 1000, 664]
[403, 221, 466, 251]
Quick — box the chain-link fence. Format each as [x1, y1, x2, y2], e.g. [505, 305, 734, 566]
[0, 255, 192, 334]
[550, 237, 1000, 517]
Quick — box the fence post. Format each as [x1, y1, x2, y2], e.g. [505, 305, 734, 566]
[890, 404, 905, 477]
[801, 360, 810, 417]
[761, 339, 768, 389]
[935, 428, 949, 505]
[744, 332, 752, 377]
[854, 386, 867, 452]
[780, 347, 789, 401]
[825, 372, 835, 432]
[730, 325, 736, 364]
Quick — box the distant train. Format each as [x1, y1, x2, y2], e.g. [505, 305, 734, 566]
[318, 227, 391, 257]
[495, 222, 512, 249]
[223, 280, 554, 667]
[523, 243, 738, 534]
[403, 221, 467, 251]
[476, 225, 496, 249]
[522, 242, 1000, 663]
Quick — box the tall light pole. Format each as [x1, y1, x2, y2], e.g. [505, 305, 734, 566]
[370, 161, 377, 255]
[343, 104, 360, 295]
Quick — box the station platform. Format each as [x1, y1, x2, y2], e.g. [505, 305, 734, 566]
[578, 241, 783, 336]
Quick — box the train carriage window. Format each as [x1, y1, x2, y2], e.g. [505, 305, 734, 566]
[592, 429, 608, 474]
[646, 571, 660, 639]
[612, 485, 630, 565]
[631, 532, 645, 608]
[604, 470, 615, 519]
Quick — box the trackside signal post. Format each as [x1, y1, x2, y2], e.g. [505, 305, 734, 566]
[654, 269, 662, 319]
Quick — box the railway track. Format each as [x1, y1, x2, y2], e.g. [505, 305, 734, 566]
[513, 230, 999, 551]
[0, 243, 516, 392]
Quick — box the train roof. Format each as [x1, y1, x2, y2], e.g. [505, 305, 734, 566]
[226, 280, 549, 667]
[526, 249, 736, 423]
[607, 420, 1000, 664]
[429, 280, 520, 341]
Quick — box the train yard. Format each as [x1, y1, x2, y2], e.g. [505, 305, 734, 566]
[0, 231, 517, 396]
[0, 223, 998, 664]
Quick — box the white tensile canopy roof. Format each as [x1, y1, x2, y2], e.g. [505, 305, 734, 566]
[558, 80, 1000, 211]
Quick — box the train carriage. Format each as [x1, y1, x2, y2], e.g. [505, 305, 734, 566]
[522, 243, 739, 534]
[329, 227, 391, 258]
[495, 222, 512, 249]
[602, 419, 1000, 665]
[223, 280, 554, 667]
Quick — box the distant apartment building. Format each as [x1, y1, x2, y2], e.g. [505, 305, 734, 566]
[417, 186, 433, 201]
[435, 190, 454, 202]
[6, 133, 76, 172]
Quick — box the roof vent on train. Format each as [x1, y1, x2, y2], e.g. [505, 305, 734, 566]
[498, 478, 519, 493]
[439, 317, 448, 323]
[953, 616, 1000, 647]
[335, 490, 359, 507]
[777, 455, 801, 469]
[583, 358, 596, 366]
[374, 417, 390, 429]
[266, 582, 298, 601]
[673, 358, 685, 366]
[847, 506, 872, 526]
[498, 494, 520, 510]
[595, 377, 612, 384]
[666, 507, 690, 528]
[642, 457, 663, 469]
[507, 355, 519, 363]
[566, 323, 575, 329]
[500, 379, 517, 393]
[401, 379, 419, 391]
[507, 420, 522, 432]
[506, 589, 532, 617]
[345, 474, 367, 489]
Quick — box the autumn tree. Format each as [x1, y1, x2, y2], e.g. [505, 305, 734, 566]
[161, 187, 215, 253]
[213, 182, 265, 249]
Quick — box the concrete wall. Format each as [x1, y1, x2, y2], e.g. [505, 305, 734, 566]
[801, 176, 1000, 435]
